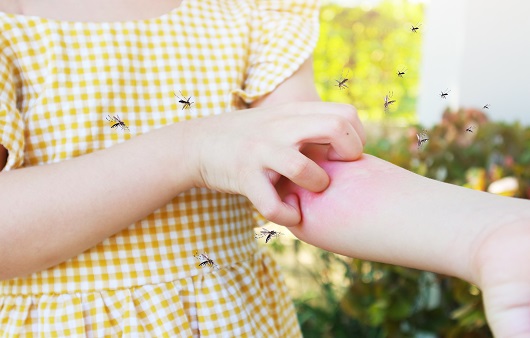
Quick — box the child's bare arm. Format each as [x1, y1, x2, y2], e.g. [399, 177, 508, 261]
[0, 123, 195, 280]
[276, 145, 530, 337]
[277, 147, 523, 281]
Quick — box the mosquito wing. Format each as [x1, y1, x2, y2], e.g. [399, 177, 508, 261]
[194, 251, 208, 262]
[254, 233, 266, 239]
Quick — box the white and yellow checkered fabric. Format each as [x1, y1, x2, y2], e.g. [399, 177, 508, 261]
[0, 0, 319, 336]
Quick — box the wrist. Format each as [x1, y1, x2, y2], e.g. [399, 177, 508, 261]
[156, 120, 202, 194]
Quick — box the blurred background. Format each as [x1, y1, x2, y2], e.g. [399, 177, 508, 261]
[259, 0, 530, 337]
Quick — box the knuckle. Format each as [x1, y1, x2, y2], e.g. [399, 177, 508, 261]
[259, 202, 282, 222]
[341, 103, 358, 114]
[327, 116, 350, 136]
[284, 156, 310, 179]
[338, 103, 359, 119]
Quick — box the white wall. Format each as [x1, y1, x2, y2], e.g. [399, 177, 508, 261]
[417, 0, 530, 126]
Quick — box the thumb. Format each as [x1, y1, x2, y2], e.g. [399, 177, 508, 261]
[281, 193, 301, 227]
[482, 282, 530, 338]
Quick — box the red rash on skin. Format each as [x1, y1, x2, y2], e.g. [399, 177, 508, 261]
[279, 157, 377, 226]
[276, 145, 397, 228]
[275, 147, 413, 255]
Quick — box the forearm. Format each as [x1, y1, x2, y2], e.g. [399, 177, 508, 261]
[279, 151, 530, 284]
[0, 121, 196, 280]
[339, 160, 528, 284]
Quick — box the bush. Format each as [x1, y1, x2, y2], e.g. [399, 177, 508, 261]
[366, 108, 530, 198]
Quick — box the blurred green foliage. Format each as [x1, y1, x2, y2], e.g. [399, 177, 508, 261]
[366, 108, 530, 197]
[266, 1, 530, 337]
[314, 0, 423, 122]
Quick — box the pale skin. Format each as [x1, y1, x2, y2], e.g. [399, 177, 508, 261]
[1, 1, 529, 337]
[276, 147, 530, 337]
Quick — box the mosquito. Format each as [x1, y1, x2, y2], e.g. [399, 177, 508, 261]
[465, 125, 476, 133]
[384, 91, 396, 112]
[483, 104, 490, 109]
[255, 228, 285, 244]
[194, 251, 220, 270]
[411, 23, 421, 33]
[334, 70, 350, 90]
[440, 89, 450, 99]
[416, 130, 429, 149]
[397, 68, 407, 78]
[106, 115, 129, 131]
[174, 91, 194, 110]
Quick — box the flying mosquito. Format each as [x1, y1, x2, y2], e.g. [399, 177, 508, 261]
[411, 23, 421, 33]
[465, 125, 476, 133]
[106, 115, 129, 131]
[397, 68, 407, 78]
[416, 130, 429, 149]
[174, 91, 194, 110]
[440, 89, 450, 99]
[483, 104, 490, 109]
[334, 70, 350, 90]
[194, 251, 220, 270]
[384, 91, 396, 112]
[254, 228, 285, 244]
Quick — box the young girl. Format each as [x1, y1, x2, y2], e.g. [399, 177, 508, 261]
[0, 0, 365, 336]
[2, 1, 528, 337]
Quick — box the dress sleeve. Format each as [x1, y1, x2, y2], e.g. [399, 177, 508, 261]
[0, 45, 25, 171]
[232, 0, 320, 105]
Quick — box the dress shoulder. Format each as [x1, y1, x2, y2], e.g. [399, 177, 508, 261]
[231, 0, 320, 105]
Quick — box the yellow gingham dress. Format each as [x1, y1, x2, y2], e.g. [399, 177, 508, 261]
[0, 0, 319, 336]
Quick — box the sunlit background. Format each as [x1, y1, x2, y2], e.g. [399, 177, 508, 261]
[314, 0, 423, 123]
[259, 0, 530, 337]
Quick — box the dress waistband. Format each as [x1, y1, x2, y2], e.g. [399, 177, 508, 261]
[0, 224, 260, 296]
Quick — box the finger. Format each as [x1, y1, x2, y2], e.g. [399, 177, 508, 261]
[281, 193, 301, 227]
[320, 104, 366, 155]
[328, 130, 363, 161]
[266, 148, 329, 193]
[350, 109, 366, 145]
[279, 114, 362, 159]
[324, 103, 366, 145]
[291, 102, 366, 145]
[483, 283, 530, 338]
[243, 172, 301, 227]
